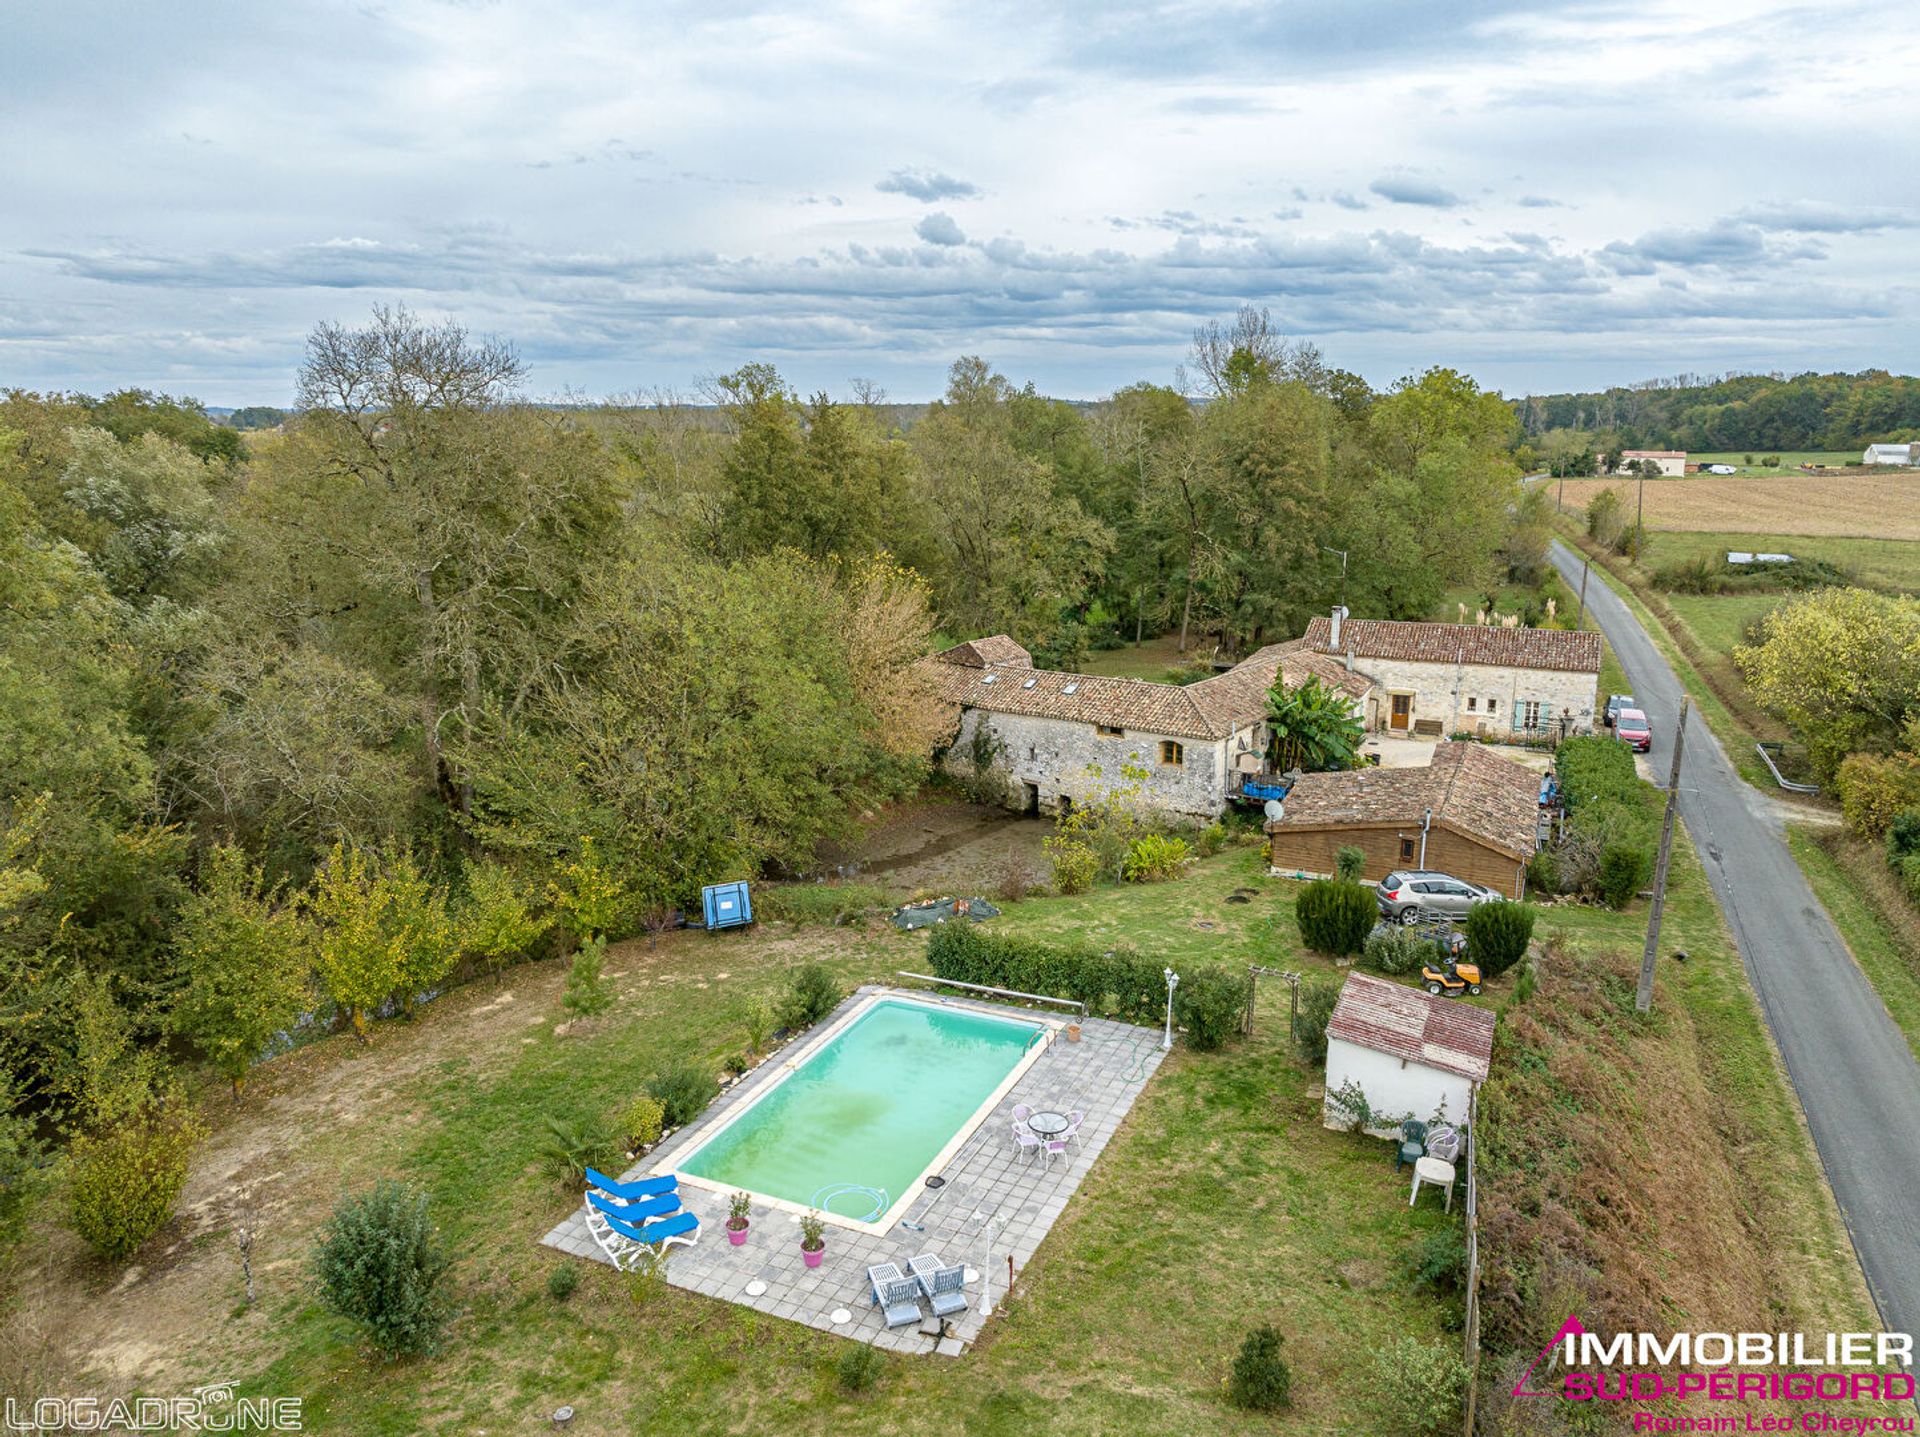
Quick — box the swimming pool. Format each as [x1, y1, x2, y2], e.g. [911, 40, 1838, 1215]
[670, 993, 1053, 1232]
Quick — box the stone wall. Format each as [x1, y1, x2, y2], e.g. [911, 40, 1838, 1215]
[941, 707, 1238, 821]
[1358, 657, 1598, 737]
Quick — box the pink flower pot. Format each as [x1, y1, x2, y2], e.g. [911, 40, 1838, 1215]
[802, 1246, 824, 1268]
[728, 1225, 749, 1247]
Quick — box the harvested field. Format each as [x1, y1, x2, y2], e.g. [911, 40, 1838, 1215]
[1555, 473, 1920, 539]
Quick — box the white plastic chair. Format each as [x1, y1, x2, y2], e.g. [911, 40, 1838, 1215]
[1043, 1136, 1069, 1168]
[1013, 1123, 1041, 1163]
[1063, 1111, 1085, 1148]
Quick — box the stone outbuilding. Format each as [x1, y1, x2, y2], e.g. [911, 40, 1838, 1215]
[1323, 972, 1495, 1135]
[1301, 613, 1602, 740]
[924, 636, 1371, 822]
[1264, 740, 1542, 896]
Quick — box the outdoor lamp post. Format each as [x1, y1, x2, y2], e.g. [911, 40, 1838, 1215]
[1163, 968, 1180, 1051]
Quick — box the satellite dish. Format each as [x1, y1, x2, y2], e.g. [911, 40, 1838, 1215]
[1263, 799, 1284, 823]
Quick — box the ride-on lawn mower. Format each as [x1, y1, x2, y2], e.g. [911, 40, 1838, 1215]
[1422, 958, 1482, 997]
[1418, 926, 1481, 996]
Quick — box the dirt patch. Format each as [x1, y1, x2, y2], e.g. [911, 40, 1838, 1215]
[812, 798, 1052, 894]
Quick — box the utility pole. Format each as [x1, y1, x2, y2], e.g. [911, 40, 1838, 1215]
[1557, 471, 1565, 514]
[1637, 697, 1690, 1013]
[1575, 555, 1590, 630]
[1636, 467, 1645, 550]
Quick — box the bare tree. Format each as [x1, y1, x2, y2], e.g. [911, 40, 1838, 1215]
[1184, 304, 1327, 398]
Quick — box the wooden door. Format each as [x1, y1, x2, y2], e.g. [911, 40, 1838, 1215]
[1390, 694, 1411, 731]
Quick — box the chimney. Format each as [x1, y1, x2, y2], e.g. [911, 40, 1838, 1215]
[1329, 605, 1347, 651]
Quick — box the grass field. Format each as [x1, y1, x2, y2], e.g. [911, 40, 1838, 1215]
[9, 827, 1883, 1435]
[1078, 634, 1201, 681]
[1690, 450, 1861, 476]
[1786, 827, 1920, 1062]
[1634, 529, 1920, 593]
[1552, 473, 1920, 539]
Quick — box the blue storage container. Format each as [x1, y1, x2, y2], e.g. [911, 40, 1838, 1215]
[701, 881, 753, 931]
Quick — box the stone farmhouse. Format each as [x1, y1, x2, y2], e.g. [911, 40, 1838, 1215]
[925, 636, 1370, 821]
[1300, 612, 1602, 740]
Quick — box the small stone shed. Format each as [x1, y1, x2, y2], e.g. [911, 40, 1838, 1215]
[1264, 741, 1541, 896]
[1323, 972, 1495, 1135]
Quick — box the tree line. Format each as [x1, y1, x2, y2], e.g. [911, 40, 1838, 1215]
[0, 304, 1528, 1144]
[1516, 369, 1920, 458]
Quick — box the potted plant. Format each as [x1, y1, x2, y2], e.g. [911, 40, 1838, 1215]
[726, 1191, 751, 1247]
[1065, 1020, 1082, 1043]
[799, 1210, 826, 1268]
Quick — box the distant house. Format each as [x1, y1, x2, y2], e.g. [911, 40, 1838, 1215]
[924, 636, 1371, 821]
[1610, 449, 1687, 477]
[1263, 740, 1543, 896]
[1323, 973, 1495, 1136]
[1301, 612, 1603, 739]
[1863, 443, 1917, 467]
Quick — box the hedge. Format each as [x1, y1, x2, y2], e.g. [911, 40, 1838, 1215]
[924, 924, 1249, 1041]
[1556, 735, 1644, 813]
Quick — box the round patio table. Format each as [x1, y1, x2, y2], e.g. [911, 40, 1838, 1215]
[1026, 1110, 1070, 1139]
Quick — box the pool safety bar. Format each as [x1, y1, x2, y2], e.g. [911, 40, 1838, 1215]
[812, 1183, 889, 1224]
[892, 972, 1086, 1019]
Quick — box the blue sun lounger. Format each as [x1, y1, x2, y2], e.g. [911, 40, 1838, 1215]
[585, 1167, 678, 1201]
[582, 1188, 700, 1267]
[587, 1189, 682, 1223]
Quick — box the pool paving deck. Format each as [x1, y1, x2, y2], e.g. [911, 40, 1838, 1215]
[539, 984, 1167, 1353]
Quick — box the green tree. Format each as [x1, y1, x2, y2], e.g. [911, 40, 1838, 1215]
[313, 1179, 452, 1356]
[546, 836, 629, 947]
[1264, 673, 1365, 772]
[173, 845, 311, 1098]
[382, 846, 456, 1018]
[305, 843, 401, 1040]
[457, 858, 548, 970]
[1735, 588, 1920, 781]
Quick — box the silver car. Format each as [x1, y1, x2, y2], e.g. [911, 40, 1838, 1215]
[1376, 870, 1499, 924]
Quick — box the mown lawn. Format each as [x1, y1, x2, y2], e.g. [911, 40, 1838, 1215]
[33, 827, 1880, 1435]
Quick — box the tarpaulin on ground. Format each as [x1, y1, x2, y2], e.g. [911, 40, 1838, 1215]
[888, 895, 1002, 930]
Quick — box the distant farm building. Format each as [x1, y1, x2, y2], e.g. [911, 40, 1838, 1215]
[1611, 449, 1687, 477]
[1863, 443, 1917, 467]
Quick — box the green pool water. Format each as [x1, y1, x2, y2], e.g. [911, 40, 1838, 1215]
[679, 998, 1043, 1220]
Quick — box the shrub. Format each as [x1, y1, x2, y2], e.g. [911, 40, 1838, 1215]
[1839, 755, 1920, 840]
[1045, 838, 1098, 895]
[1364, 925, 1425, 976]
[1525, 848, 1560, 896]
[646, 1063, 717, 1128]
[1598, 843, 1651, 908]
[561, 936, 613, 1019]
[1194, 822, 1227, 858]
[837, 1341, 882, 1394]
[995, 864, 1034, 903]
[776, 962, 842, 1031]
[1556, 735, 1644, 812]
[1296, 977, 1340, 1065]
[0, 1082, 47, 1248]
[742, 999, 772, 1056]
[924, 924, 1245, 1030]
[1295, 879, 1374, 956]
[1123, 833, 1190, 883]
[547, 1264, 580, 1302]
[1889, 809, 1920, 862]
[313, 1179, 451, 1357]
[1174, 966, 1251, 1051]
[616, 1093, 666, 1152]
[1464, 902, 1535, 978]
[1407, 1226, 1468, 1292]
[1226, 1325, 1293, 1412]
[1370, 1338, 1469, 1435]
[1334, 844, 1366, 881]
[1901, 854, 1920, 906]
[68, 1102, 205, 1260]
[538, 1114, 620, 1187]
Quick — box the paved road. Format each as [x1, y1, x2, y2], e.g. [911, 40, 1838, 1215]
[1551, 539, 1920, 1342]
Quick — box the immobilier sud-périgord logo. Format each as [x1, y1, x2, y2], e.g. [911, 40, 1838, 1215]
[1511, 1314, 1917, 1432]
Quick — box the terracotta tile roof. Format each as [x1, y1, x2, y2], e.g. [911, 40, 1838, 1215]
[924, 635, 1367, 740]
[1263, 742, 1542, 861]
[1302, 617, 1602, 675]
[934, 635, 1033, 669]
[1328, 972, 1495, 1082]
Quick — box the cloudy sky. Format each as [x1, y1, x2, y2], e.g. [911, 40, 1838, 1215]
[4, 0, 1918, 404]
